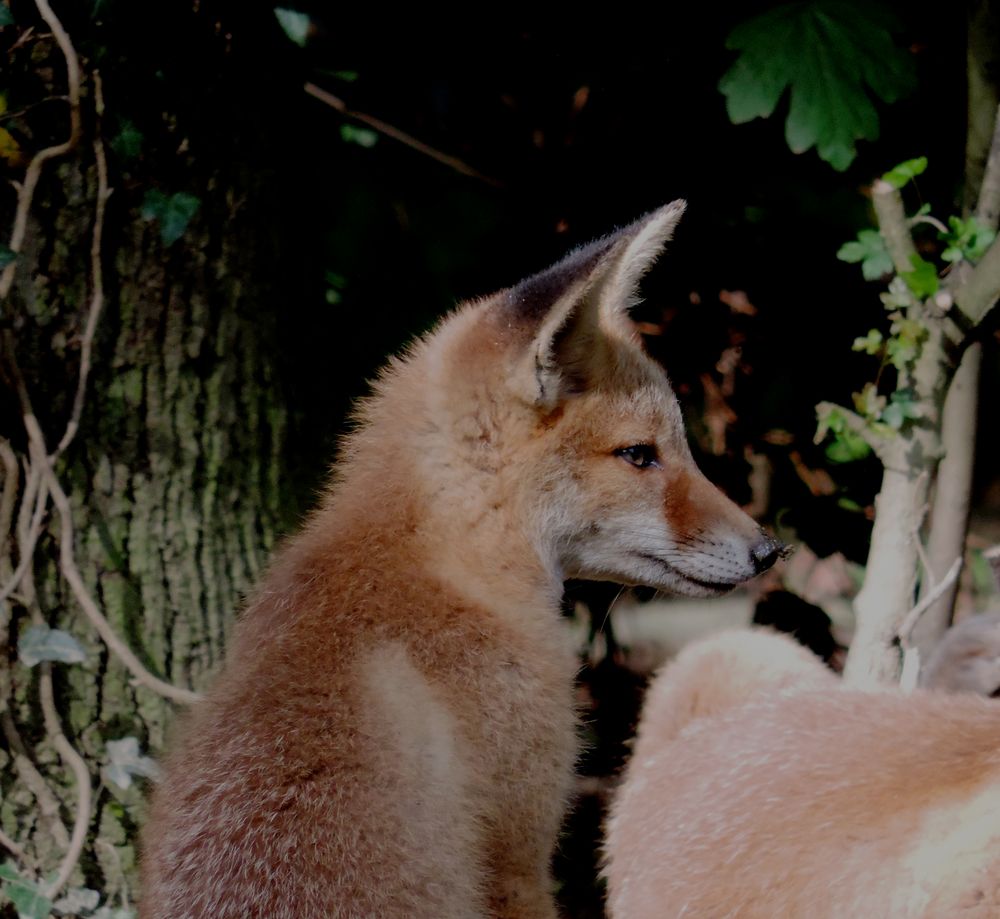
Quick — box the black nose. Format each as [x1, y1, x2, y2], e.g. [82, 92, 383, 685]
[750, 534, 785, 574]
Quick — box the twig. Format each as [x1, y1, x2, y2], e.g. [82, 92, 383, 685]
[304, 81, 501, 187]
[897, 556, 963, 648]
[55, 71, 111, 457]
[0, 829, 30, 866]
[908, 214, 949, 235]
[0, 0, 82, 303]
[24, 415, 202, 704]
[815, 401, 892, 462]
[38, 664, 91, 899]
[872, 179, 919, 280]
[0, 466, 48, 605]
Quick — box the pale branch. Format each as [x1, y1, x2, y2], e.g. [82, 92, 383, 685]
[953, 233, 1000, 327]
[974, 103, 1000, 230]
[986, 543, 1000, 590]
[0, 0, 81, 303]
[38, 664, 91, 899]
[908, 214, 949, 235]
[0, 468, 48, 605]
[897, 555, 963, 648]
[304, 81, 501, 187]
[23, 415, 202, 705]
[55, 71, 111, 458]
[871, 179, 919, 279]
[0, 829, 30, 868]
[1, 712, 71, 850]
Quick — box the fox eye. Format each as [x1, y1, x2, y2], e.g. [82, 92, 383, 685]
[615, 444, 660, 469]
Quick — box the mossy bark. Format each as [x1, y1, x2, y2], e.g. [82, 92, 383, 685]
[1, 154, 295, 904]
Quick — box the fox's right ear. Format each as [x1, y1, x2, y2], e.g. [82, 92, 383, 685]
[502, 202, 686, 410]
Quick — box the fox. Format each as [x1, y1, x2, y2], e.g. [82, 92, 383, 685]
[604, 628, 1000, 919]
[139, 202, 783, 919]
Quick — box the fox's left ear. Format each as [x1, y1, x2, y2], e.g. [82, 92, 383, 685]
[504, 201, 686, 410]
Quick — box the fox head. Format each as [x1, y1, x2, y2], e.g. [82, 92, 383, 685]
[349, 203, 783, 598]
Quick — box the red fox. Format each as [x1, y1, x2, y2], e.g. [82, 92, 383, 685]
[139, 204, 781, 918]
[605, 629, 1000, 918]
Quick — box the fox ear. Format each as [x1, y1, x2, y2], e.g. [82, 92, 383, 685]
[505, 201, 686, 409]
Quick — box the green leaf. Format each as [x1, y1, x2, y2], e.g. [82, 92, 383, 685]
[0, 6, 13, 27]
[159, 192, 200, 246]
[837, 228, 892, 280]
[142, 191, 200, 246]
[110, 119, 143, 160]
[937, 215, 996, 264]
[274, 8, 310, 46]
[901, 253, 939, 298]
[18, 625, 87, 667]
[826, 430, 871, 463]
[881, 391, 922, 430]
[719, 1, 915, 170]
[852, 382, 885, 420]
[340, 124, 378, 148]
[0, 864, 53, 919]
[104, 736, 161, 790]
[0, 244, 16, 269]
[881, 156, 927, 188]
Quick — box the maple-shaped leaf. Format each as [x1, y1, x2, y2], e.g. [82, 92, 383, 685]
[719, 1, 916, 171]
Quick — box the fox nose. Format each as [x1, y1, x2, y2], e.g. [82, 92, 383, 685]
[750, 534, 784, 574]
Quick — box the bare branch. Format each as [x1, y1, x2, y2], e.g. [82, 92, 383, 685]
[0, 0, 82, 303]
[953, 234, 1000, 327]
[898, 556, 963, 649]
[872, 179, 919, 278]
[38, 665, 91, 899]
[24, 415, 202, 704]
[304, 81, 501, 187]
[55, 71, 111, 457]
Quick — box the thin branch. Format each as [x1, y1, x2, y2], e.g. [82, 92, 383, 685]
[872, 179, 919, 279]
[897, 556, 963, 648]
[0, 829, 30, 867]
[55, 71, 111, 457]
[0, 468, 48, 605]
[38, 664, 91, 899]
[908, 214, 949, 235]
[953, 234, 1000, 327]
[0, 0, 82, 303]
[24, 415, 202, 704]
[304, 81, 501, 187]
[974, 103, 1000, 231]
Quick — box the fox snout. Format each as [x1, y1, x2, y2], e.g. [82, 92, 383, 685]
[751, 532, 785, 574]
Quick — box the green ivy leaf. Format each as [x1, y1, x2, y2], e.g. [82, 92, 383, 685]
[110, 119, 143, 160]
[141, 191, 200, 246]
[104, 736, 161, 790]
[0, 244, 16, 269]
[0, 5, 13, 27]
[719, 1, 915, 170]
[852, 382, 885, 420]
[881, 156, 927, 189]
[837, 228, 892, 280]
[901, 253, 939, 298]
[0, 864, 53, 919]
[274, 8, 310, 46]
[18, 625, 87, 667]
[881, 390, 922, 430]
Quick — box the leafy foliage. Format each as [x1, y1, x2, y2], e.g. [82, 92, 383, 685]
[939, 216, 996, 264]
[0, 5, 13, 27]
[274, 8, 310, 47]
[880, 156, 927, 189]
[719, 1, 915, 170]
[901, 253, 939, 298]
[837, 229, 892, 280]
[0, 863, 53, 919]
[815, 408, 872, 463]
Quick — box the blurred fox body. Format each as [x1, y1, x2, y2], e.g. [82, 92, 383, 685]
[605, 629, 1000, 919]
[140, 204, 779, 918]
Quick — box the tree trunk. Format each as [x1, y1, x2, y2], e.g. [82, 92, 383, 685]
[1, 140, 296, 910]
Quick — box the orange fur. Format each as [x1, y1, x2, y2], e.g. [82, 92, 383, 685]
[140, 204, 780, 918]
[605, 629, 1000, 918]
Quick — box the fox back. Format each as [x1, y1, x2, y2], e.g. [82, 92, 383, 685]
[605, 629, 1000, 919]
[140, 204, 779, 918]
